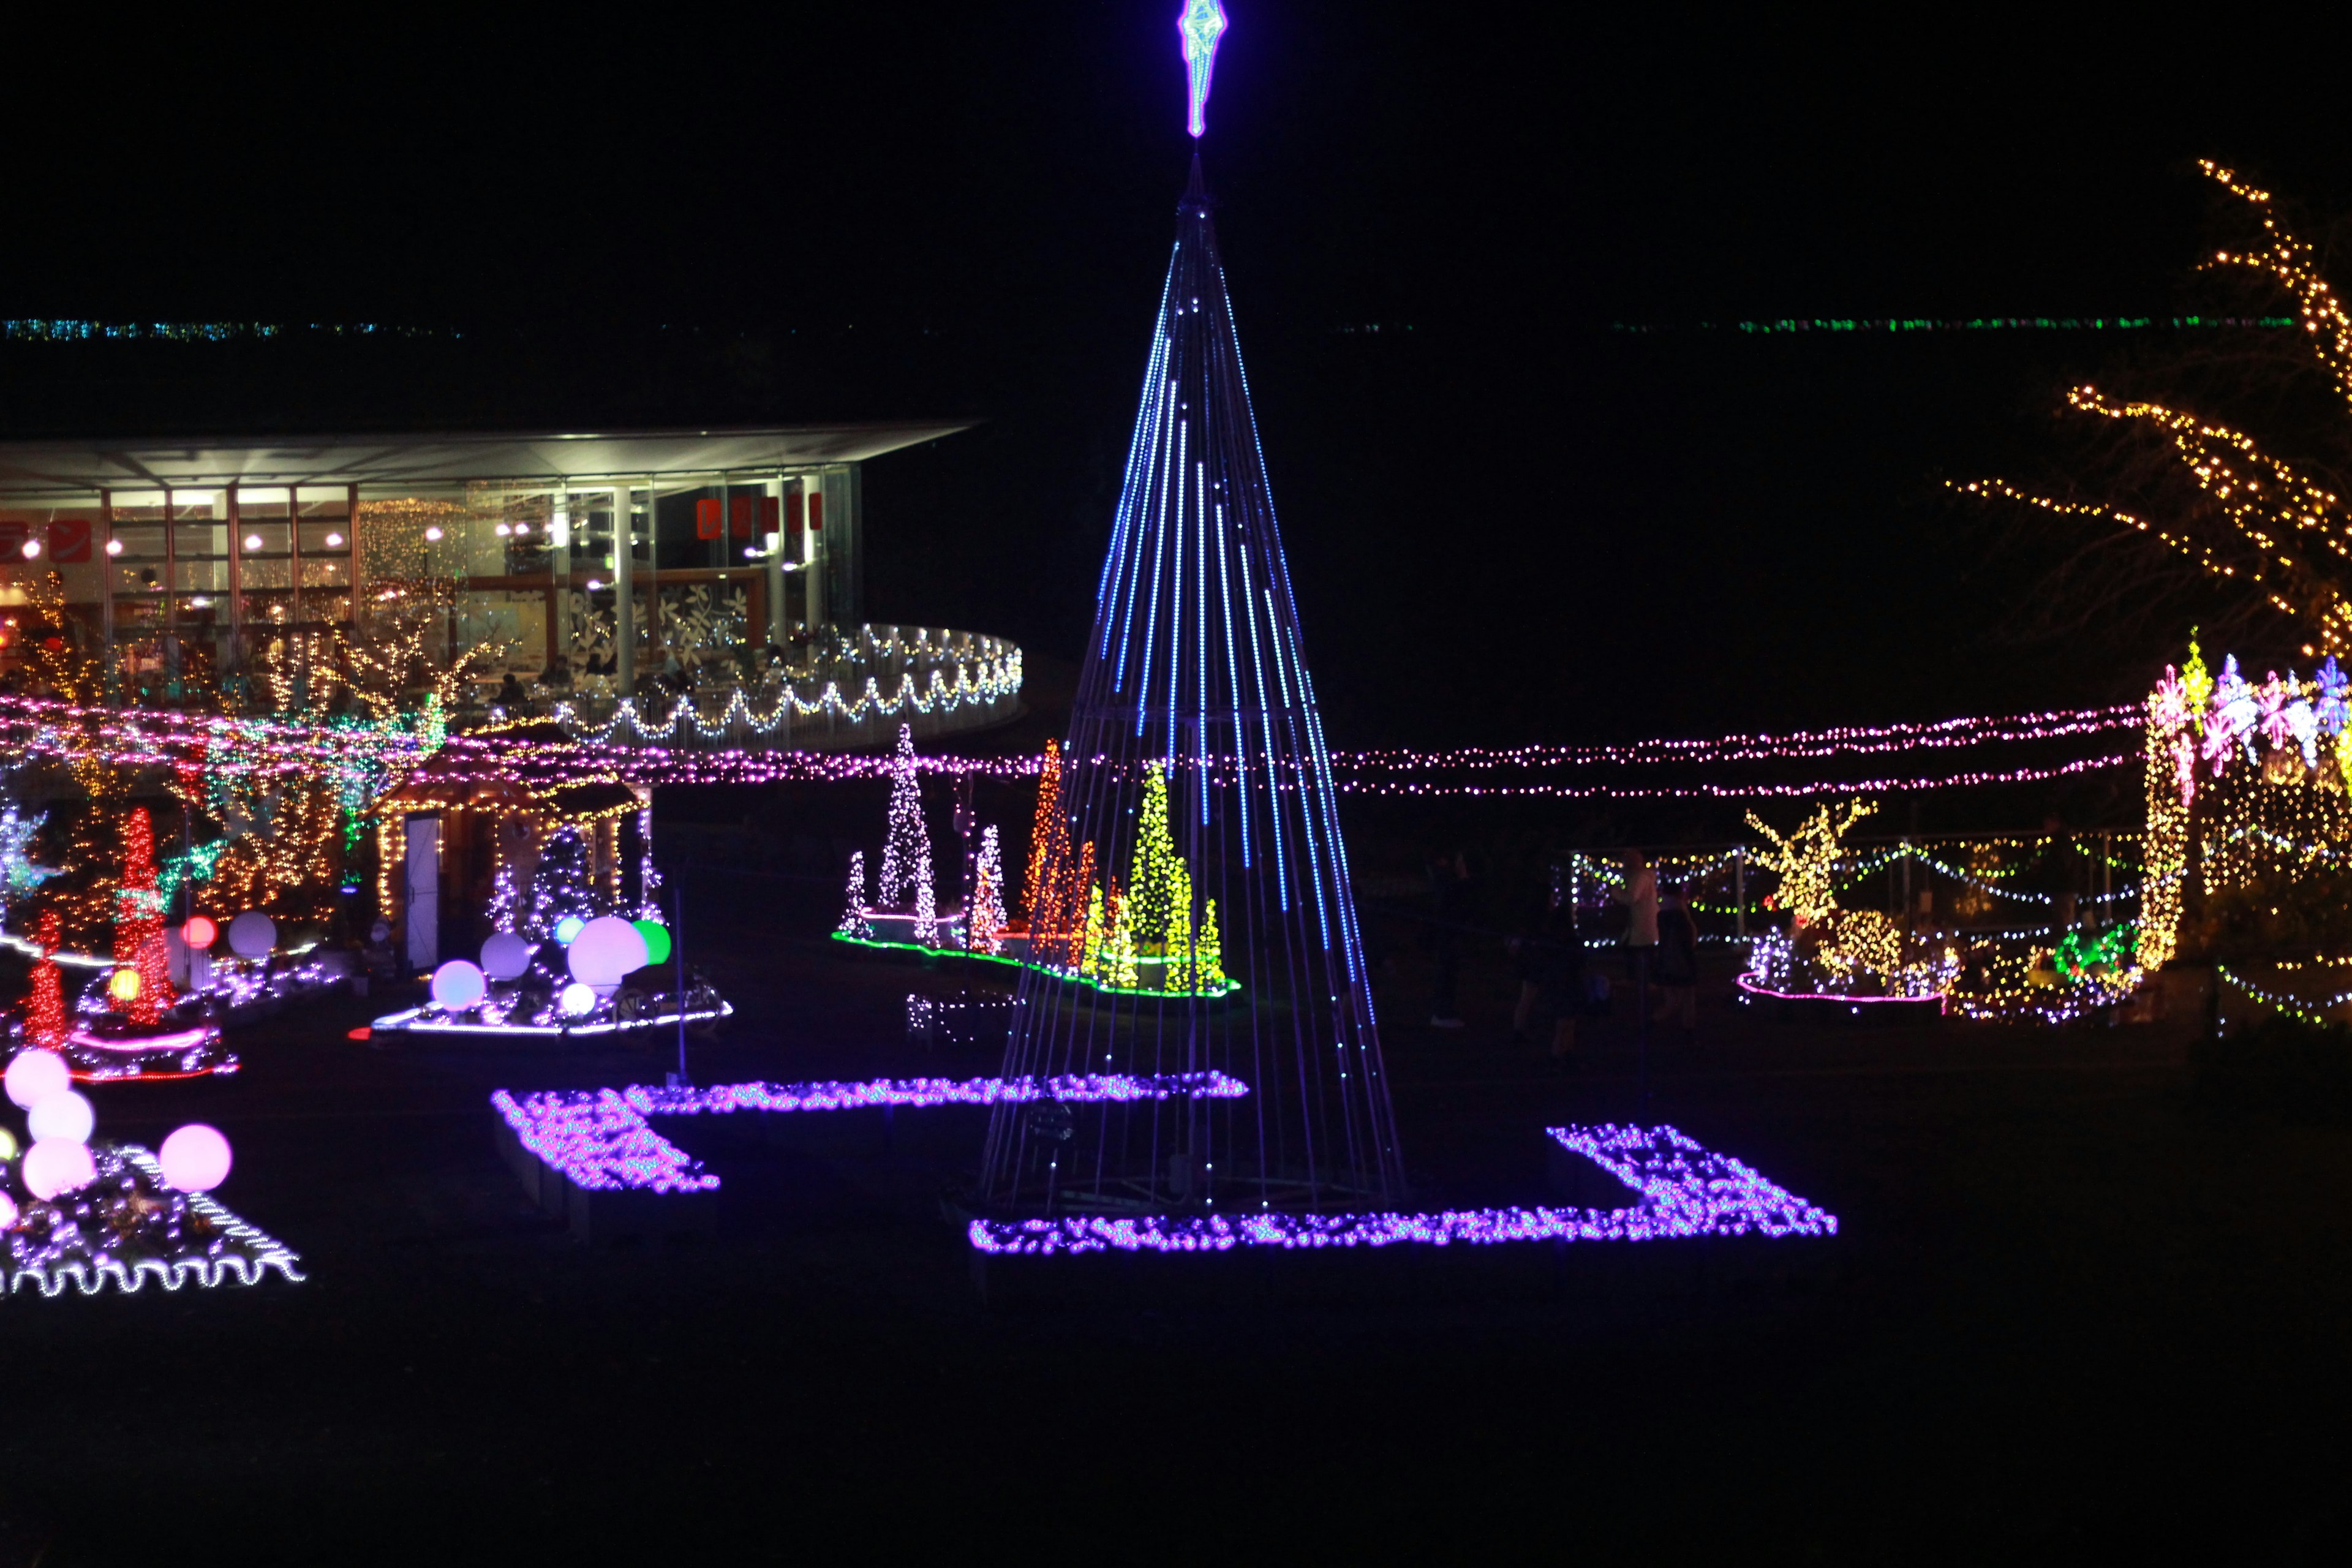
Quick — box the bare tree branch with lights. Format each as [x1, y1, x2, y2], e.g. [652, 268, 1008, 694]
[1959, 160, 2352, 660]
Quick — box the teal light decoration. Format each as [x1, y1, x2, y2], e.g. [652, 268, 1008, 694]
[1178, 0, 1229, 138]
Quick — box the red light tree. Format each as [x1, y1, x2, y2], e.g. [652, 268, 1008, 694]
[24, 911, 66, 1047]
[113, 807, 172, 1027]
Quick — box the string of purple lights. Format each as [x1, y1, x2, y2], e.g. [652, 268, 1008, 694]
[491, 1071, 1252, 1196]
[966, 1124, 1838, 1255]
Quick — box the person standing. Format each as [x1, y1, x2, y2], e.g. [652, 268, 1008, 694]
[1654, 887, 1698, 1036]
[1617, 847, 1659, 1032]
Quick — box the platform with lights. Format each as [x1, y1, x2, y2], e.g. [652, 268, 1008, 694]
[371, 913, 730, 1041]
[0, 1047, 299, 1298]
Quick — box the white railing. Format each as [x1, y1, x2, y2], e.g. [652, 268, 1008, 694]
[547, 625, 1022, 750]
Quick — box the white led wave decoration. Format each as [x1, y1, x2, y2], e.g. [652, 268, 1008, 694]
[8, 1145, 303, 1298]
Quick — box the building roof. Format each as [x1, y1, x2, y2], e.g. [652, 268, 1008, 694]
[0, 423, 973, 500]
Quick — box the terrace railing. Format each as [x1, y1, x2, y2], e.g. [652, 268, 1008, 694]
[533, 624, 1023, 751]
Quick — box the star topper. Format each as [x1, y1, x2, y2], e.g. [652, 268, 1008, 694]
[1178, 0, 1229, 138]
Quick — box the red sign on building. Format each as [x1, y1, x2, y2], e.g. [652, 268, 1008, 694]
[47, 519, 91, 563]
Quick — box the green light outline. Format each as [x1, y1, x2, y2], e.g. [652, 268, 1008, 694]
[829, 932, 1241, 1000]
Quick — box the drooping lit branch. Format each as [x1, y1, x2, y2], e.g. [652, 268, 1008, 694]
[1957, 160, 2352, 655]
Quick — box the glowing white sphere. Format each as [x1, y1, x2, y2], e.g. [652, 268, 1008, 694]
[553, 914, 586, 946]
[22, 1137, 94, 1199]
[28, 1089, 93, 1145]
[558, 981, 598, 1017]
[4, 1049, 70, 1109]
[227, 911, 277, 960]
[159, 1124, 233, 1193]
[430, 960, 486, 1011]
[480, 932, 533, 981]
[567, 916, 649, 990]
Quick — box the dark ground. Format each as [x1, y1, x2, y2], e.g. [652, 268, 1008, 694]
[0, 848, 2339, 1565]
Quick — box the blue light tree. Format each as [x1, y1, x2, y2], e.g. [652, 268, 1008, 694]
[979, 15, 1404, 1213]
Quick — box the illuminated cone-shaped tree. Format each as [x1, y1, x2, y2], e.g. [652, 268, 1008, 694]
[24, 910, 66, 1047]
[979, 150, 1404, 1213]
[113, 807, 173, 1027]
[969, 828, 1007, 954]
[837, 850, 872, 940]
[876, 724, 933, 915]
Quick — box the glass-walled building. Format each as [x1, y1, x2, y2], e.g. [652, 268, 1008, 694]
[0, 424, 967, 702]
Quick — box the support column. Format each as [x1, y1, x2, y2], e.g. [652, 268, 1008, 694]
[803, 480, 826, 629]
[225, 483, 243, 671]
[611, 483, 634, 695]
[98, 487, 115, 673]
[766, 475, 787, 646]
[549, 486, 570, 680]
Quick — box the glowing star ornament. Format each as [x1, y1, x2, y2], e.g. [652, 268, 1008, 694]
[1178, 0, 1229, 138]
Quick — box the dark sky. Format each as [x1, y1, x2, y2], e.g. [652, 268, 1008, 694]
[11, 5, 2352, 748]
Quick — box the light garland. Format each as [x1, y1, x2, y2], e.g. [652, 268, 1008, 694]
[2214, 962, 2352, 1025]
[1613, 315, 2295, 334]
[969, 1123, 1837, 1254]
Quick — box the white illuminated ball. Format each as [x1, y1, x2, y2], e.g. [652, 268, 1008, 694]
[159, 1124, 233, 1193]
[558, 981, 598, 1017]
[4, 1049, 70, 1109]
[567, 916, 649, 992]
[480, 931, 534, 981]
[430, 960, 486, 1011]
[28, 1089, 93, 1145]
[227, 911, 277, 960]
[22, 1138, 94, 1199]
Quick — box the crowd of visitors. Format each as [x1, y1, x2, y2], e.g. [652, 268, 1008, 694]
[1424, 844, 1707, 1068]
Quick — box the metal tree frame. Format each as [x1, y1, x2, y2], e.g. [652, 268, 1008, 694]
[978, 156, 1404, 1216]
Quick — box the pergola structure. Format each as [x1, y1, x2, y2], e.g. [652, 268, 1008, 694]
[0, 422, 970, 694]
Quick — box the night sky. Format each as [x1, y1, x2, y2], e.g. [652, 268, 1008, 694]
[11, 6, 2352, 748]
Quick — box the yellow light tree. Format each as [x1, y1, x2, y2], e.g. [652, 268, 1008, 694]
[1957, 161, 2352, 655]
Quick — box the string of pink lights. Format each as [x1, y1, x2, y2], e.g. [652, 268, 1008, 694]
[1332, 704, 2140, 771]
[0, 693, 2135, 799]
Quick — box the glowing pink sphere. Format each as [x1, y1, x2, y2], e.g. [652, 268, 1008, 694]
[4, 1049, 70, 1110]
[480, 932, 533, 981]
[430, 959, 486, 1011]
[567, 916, 649, 993]
[27, 1089, 92, 1144]
[0, 1193, 18, 1228]
[23, 1137, 95, 1199]
[159, 1124, 233, 1193]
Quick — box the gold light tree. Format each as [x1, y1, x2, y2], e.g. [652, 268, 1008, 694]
[1957, 161, 2352, 656]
